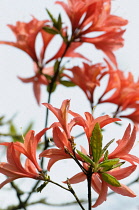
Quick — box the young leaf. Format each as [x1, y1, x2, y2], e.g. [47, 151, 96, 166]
[60, 80, 76, 87]
[99, 158, 120, 171]
[10, 123, 19, 142]
[99, 158, 119, 168]
[90, 123, 102, 163]
[101, 173, 121, 187]
[104, 150, 109, 161]
[101, 139, 115, 156]
[112, 162, 125, 169]
[43, 26, 59, 35]
[46, 9, 57, 25]
[57, 14, 62, 30]
[76, 149, 94, 166]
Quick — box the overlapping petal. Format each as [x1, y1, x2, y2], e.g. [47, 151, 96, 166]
[63, 62, 107, 103]
[57, 0, 127, 65]
[0, 143, 44, 188]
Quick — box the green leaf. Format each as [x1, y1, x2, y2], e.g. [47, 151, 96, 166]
[76, 149, 94, 166]
[60, 80, 76, 87]
[10, 123, 17, 135]
[43, 26, 59, 34]
[99, 158, 120, 171]
[101, 139, 115, 156]
[57, 14, 62, 30]
[0, 116, 5, 125]
[46, 9, 57, 25]
[101, 173, 121, 187]
[104, 150, 108, 161]
[10, 123, 18, 142]
[90, 123, 103, 163]
[99, 158, 119, 168]
[36, 181, 49, 193]
[112, 162, 125, 169]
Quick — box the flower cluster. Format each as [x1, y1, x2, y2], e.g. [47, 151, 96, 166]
[0, 0, 128, 105]
[98, 61, 139, 125]
[0, 128, 47, 188]
[0, 100, 138, 208]
[0, 0, 139, 209]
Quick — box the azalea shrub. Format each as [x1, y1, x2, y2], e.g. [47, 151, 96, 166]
[0, 0, 139, 210]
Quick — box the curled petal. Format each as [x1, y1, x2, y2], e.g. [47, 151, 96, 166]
[63, 172, 86, 184]
[108, 183, 136, 197]
[92, 180, 108, 208]
[108, 165, 137, 180]
[39, 148, 71, 171]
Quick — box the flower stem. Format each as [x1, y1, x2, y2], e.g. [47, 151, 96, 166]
[87, 172, 92, 210]
[67, 179, 85, 210]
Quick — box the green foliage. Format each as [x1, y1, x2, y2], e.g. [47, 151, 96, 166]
[43, 26, 59, 34]
[60, 80, 76, 87]
[101, 172, 121, 187]
[90, 123, 103, 163]
[46, 9, 62, 31]
[76, 149, 94, 166]
[99, 158, 120, 171]
[9, 121, 34, 142]
[101, 139, 115, 156]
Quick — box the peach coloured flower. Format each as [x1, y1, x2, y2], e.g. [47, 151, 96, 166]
[0, 17, 88, 104]
[39, 126, 74, 171]
[63, 62, 107, 103]
[107, 124, 139, 164]
[81, 30, 125, 67]
[99, 62, 139, 124]
[0, 17, 47, 62]
[43, 99, 71, 138]
[57, 0, 128, 66]
[0, 143, 44, 189]
[0, 128, 47, 172]
[40, 100, 120, 169]
[65, 164, 136, 208]
[63, 124, 138, 207]
[18, 63, 54, 105]
[69, 111, 120, 142]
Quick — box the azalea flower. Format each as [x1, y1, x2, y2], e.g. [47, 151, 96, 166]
[69, 111, 120, 142]
[18, 63, 54, 105]
[40, 100, 121, 169]
[108, 124, 139, 164]
[98, 61, 139, 124]
[39, 126, 75, 171]
[0, 17, 47, 62]
[56, 0, 128, 65]
[42, 99, 71, 138]
[63, 62, 107, 104]
[65, 164, 136, 208]
[0, 17, 86, 104]
[0, 142, 44, 189]
[0, 128, 47, 172]
[63, 124, 138, 207]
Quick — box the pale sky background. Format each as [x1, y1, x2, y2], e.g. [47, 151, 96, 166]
[0, 0, 139, 209]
